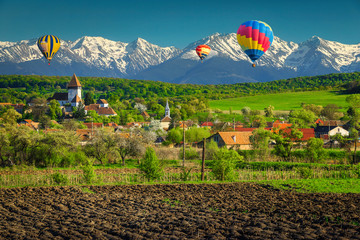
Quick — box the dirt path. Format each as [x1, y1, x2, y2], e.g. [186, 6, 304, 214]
[0, 183, 359, 239]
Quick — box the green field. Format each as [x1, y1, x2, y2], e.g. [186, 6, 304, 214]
[209, 90, 350, 112]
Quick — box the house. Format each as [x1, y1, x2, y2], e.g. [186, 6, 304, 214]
[47, 73, 82, 108]
[329, 126, 349, 137]
[76, 129, 95, 141]
[0, 103, 25, 114]
[84, 104, 117, 117]
[314, 125, 348, 139]
[97, 99, 109, 108]
[201, 122, 214, 128]
[205, 131, 252, 150]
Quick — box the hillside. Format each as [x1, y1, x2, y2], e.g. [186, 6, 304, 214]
[0, 72, 359, 105]
[209, 90, 350, 112]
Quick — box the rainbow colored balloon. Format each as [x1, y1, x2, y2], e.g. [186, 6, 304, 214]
[37, 35, 61, 65]
[195, 45, 211, 62]
[237, 20, 273, 67]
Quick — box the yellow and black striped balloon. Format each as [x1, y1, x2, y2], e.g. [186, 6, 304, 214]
[37, 35, 60, 65]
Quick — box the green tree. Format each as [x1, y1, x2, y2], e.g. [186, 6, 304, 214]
[288, 109, 316, 128]
[30, 98, 48, 121]
[250, 128, 272, 160]
[272, 128, 303, 162]
[321, 104, 341, 120]
[84, 91, 95, 106]
[49, 99, 62, 120]
[305, 138, 325, 163]
[73, 102, 86, 119]
[139, 147, 163, 181]
[1, 108, 21, 126]
[167, 127, 183, 144]
[185, 127, 211, 143]
[114, 131, 146, 166]
[264, 105, 274, 117]
[212, 147, 242, 181]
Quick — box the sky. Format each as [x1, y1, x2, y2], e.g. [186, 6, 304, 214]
[0, 0, 359, 48]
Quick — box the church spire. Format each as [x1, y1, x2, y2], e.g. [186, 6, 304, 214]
[165, 99, 170, 117]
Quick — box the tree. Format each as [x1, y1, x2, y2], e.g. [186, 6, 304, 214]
[272, 128, 303, 162]
[84, 129, 116, 164]
[288, 109, 317, 128]
[305, 138, 325, 163]
[250, 128, 272, 160]
[185, 127, 211, 143]
[1, 108, 21, 126]
[30, 98, 48, 121]
[139, 147, 163, 181]
[114, 130, 146, 166]
[321, 104, 341, 120]
[241, 106, 251, 116]
[0, 127, 11, 167]
[84, 91, 95, 106]
[134, 102, 147, 113]
[264, 105, 274, 117]
[73, 102, 86, 119]
[212, 147, 243, 181]
[49, 99, 62, 120]
[167, 127, 183, 144]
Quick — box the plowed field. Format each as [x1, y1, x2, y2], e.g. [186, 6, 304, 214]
[0, 183, 359, 239]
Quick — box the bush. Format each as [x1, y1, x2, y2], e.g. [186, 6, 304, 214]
[60, 151, 88, 167]
[139, 147, 163, 181]
[212, 147, 243, 181]
[82, 159, 97, 184]
[205, 140, 219, 160]
[296, 167, 313, 179]
[179, 147, 199, 160]
[51, 171, 69, 185]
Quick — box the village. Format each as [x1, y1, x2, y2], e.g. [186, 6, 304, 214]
[0, 74, 354, 153]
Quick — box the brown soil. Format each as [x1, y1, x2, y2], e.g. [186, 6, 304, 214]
[0, 183, 359, 239]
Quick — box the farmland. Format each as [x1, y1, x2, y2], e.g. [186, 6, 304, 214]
[209, 90, 350, 112]
[0, 183, 359, 239]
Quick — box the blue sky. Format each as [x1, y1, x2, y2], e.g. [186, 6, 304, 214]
[0, 0, 359, 48]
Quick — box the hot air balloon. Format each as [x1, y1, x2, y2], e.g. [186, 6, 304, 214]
[195, 45, 211, 63]
[237, 20, 273, 67]
[37, 35, 61, 65]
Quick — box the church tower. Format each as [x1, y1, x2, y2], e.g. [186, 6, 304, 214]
[165, 99, 170, 118]
[68, 73, 82, 106]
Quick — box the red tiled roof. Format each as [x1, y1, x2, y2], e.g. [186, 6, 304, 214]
[280, 128, 315, 141]
[68, 73, 81, 88]
[201, 122, 213, 127]
[218, 131, 252, 145]
[161, 116, 171, 122]
[97, 99, 108, 104]
[83, 122, 103, 128]
[97, 107, 117, 115]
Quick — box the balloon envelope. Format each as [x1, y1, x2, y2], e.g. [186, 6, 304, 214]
[37, 35, 61, 63]
[237, 20, 273, 62]
[195, 45, 211, 61]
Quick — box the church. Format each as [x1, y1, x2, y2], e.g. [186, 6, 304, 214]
[47, 73, 82, 108]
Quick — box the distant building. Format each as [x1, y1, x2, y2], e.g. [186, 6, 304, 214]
[47, 73, 82, 108]
[202, 131, 252, 150]
[161, 100, 171, 130]
[84, 104, 117, 117]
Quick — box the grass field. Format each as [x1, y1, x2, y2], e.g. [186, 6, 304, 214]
[209, 90, 350, 112]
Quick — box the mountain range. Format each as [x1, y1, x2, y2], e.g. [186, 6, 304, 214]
[0, 34, 359, 85]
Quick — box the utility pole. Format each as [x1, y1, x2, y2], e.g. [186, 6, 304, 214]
[201, 138, 206, 181]
[233, 118, 235, 131]
[183, 121, 185, 167]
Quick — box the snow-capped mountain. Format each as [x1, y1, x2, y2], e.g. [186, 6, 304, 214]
[0, 34, 359, 84]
